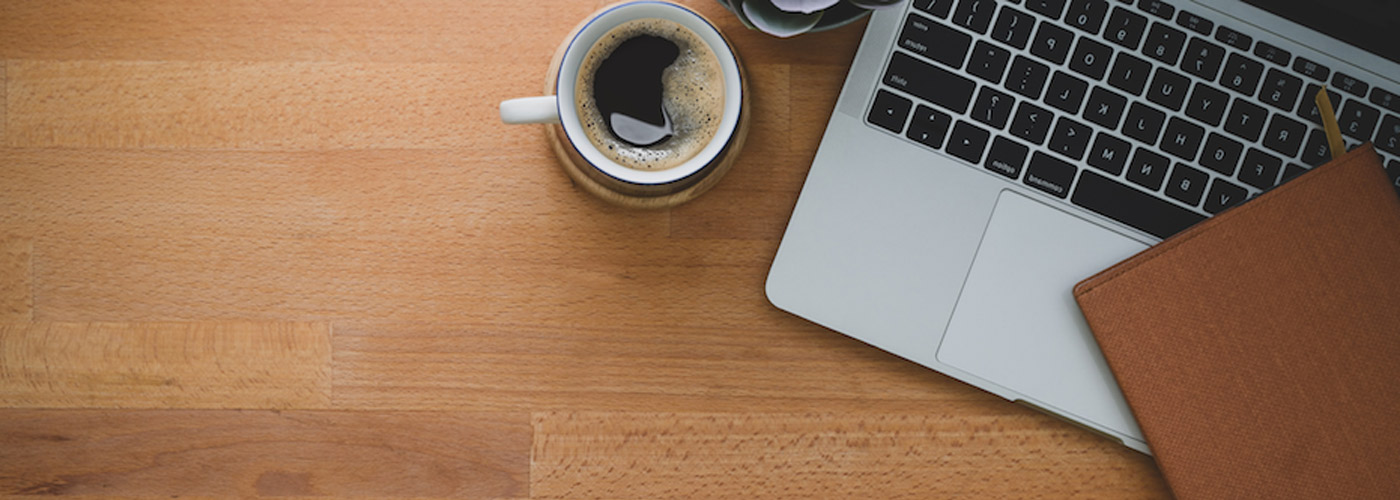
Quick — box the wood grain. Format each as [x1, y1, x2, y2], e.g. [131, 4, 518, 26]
[532, 411, 1169, 499]
[0, 322, 330, 409]
[0, 240, 28, 322]
[0, 0, 1174, 497]
[0, 409, 529, 498]
[0, 1, 859, 67]
[331, 321, 985, 413]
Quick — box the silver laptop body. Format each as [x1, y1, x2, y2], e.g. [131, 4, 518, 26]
[767, 0, 1400, 452]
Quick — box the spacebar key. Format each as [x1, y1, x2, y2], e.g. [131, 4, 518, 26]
[884, 52, 976, 114]
[1071, 171, 1206, 239]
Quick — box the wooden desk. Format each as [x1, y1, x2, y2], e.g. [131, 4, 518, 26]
[0, 1, 1168, 497]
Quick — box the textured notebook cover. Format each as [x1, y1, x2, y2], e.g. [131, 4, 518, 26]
[1073, 145, 1400, 500]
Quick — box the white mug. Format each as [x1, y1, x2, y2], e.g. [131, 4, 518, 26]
[499, 1, 748, 208]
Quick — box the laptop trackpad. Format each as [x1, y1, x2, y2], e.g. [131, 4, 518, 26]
[936, 190, 1149, 437]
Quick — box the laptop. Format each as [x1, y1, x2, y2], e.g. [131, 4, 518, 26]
[767, 0, 1400, 452]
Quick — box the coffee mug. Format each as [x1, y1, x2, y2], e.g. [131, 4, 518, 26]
[499, 1, 748, 208]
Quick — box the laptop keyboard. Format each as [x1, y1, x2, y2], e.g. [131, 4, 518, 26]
[868, 0, 1400, 239]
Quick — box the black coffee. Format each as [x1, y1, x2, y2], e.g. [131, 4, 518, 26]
[592, 34, 678, 148]
[575, 18, 724, 171]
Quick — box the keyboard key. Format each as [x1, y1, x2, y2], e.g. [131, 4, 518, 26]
[885, 52, 977, 114]
[1331, 72, 1369, 97]
[1296, 84, 1342, 126]
[1069, 37, 1114, 80]
[868, 89, 912, 133]
[1214, 25, 1251, 51]
[1165, 163, 1208, 206]
[1142, 21, 1186, 65]
[1203, 177, 1248, 214]
[1073, 170, 1205, 238]
[900, 14, 972, 68]
[1220, 53, 1263, 96]
[1262, 113, 1306, 158]
[1138, 0, 1175, 20]
[1257, 69, 1302, 112]
[1108, 52, 1152, 95]
[907, 104, 953, 148]
[1282, 163, 1309, 184]
[1049, 117, 1094, 160]
[1123, 101, 1166, 145]
[1377, 115, 1400, 156]
[1292, 57, 1330, 82]
[1339, 100, 1381, 140]
[972, 86, 1016, 128]
[1199, 132, 1243, 175]
[1024, 151, 1078, 198]
[1146, 67, 1191, 111]
[985, 136, 1029, 178]
[1026, 0, 1068, 19]
[1087, 132, 1132, 174]
[1065, 0, 1109, 33]
[1103, 6, 1148, 49]
[1011, 101, 1055, 144]
[1387, 160, 1400, 190]
[947, 120, 992, 163]
[1239, 148, 1282, 189]
[1253, 42, 1291, 66]
[1175, 10, 1212, 35]
[1126, 148, 1170, 190]
[1031, 22, 1076, 65]
[1084, 86, 1129, 128]
[992, 6, 1037, 50]
[967, 41, 1012, 83]
[1160, 117, 1204, 161]
[1180, 37, 1225, 81]
[953, 0, 998, 34]
[1223, 99, 1268, 142]
[1006, 56, 1051, 99]
[1181, 84, 1228, 129]
[1046, 71, 1090, 114]
[1300, 129, 1332, 167]
[1372, 88, 1400, 114]
[914, 0, 955, 18]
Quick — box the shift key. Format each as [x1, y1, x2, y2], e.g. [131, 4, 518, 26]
[885, 52, 976, 114]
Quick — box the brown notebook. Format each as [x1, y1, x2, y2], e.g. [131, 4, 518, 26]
[1073, 144, 1400, 500]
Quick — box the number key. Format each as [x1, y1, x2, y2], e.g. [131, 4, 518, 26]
[1142, 22, 1186, 65]
[1258, 69, 1302, 112]
[1180, 37, 1225, 81]
[1065, 0, 1109, 33]
[1220, 53, 1264, 96]
[1339, 100, 1381, 141]
[953, 0, 998, 34]
[1377, 114, 1400, 156]
[1103, 6, 1148, 49]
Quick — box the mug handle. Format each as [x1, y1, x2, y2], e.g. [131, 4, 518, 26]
[499, 96, 560, 124]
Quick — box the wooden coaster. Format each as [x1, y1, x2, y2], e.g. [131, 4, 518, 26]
[540, 4, 750, 210]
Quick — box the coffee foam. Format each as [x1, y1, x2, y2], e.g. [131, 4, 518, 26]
[575, 18, 725, 172]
